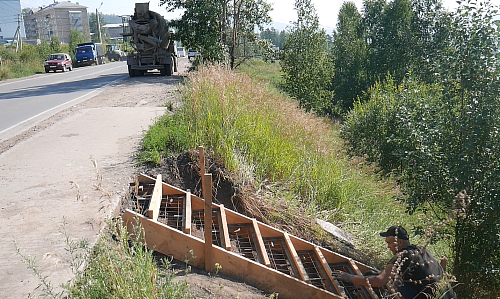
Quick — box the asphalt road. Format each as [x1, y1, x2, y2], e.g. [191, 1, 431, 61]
[0, 62, 128, 141]
[0, 58, 189, 298]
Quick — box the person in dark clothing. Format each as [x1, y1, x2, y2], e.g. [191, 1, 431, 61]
[333, 225, 457, 299]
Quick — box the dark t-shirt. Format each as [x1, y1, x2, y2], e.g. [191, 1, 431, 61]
[388, 245, 456, 299]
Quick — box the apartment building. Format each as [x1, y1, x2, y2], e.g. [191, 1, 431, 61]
[0, 0, 24, 42]
[23, 1, 89, 44]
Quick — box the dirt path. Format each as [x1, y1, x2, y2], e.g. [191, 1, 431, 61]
[0, 59, 270, 299]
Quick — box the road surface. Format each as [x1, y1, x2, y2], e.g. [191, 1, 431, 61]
[0, 62, 128, 141]
[0, 59, 188, 298]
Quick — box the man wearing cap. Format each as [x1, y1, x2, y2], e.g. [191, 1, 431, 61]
[332, 225, 456, 299]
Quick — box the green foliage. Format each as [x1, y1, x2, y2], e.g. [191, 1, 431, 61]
[165, 0, 225, 63]
[89, 12, 108, 43]
[161, 0, 272, 68]
[363, 0, 413, 84]
[259, 27, 288, 48]
[50, 36, 62, 53]
[67, 219, 190, 299]
[69, 29, 86, 57]
[0, 43, 54, 80]
[331, 1, 369, 115]
[341, 1, 500, 294]
[280, 0, 334, 115]
[139, 114, 191, 165]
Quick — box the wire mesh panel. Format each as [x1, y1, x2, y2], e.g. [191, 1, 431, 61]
[228, 224, 260, 263]
[128, 182, 154, 216]
[157, 195, 185, 231]
[329, 263, 372, 299]
[191, 209, 222, 247]
[263, 237, 298, 278]
[297, 250, 335, 292]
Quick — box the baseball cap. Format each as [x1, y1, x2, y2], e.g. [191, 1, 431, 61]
[379, 225, 409, 240]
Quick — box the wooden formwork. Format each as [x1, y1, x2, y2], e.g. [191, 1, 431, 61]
[122, 146, 395, 299]
[123, 171, 397, 299]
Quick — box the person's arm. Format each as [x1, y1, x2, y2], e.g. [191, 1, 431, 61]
[333, 264, 393, 288]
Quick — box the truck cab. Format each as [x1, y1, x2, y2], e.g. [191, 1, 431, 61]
[75, 43, 105, 66]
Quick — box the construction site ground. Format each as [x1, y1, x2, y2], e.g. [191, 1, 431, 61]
[0, 58, 269, 298]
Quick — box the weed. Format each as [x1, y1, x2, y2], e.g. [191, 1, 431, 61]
[15, 240, 66, 299]
[67, 218, 190, 298]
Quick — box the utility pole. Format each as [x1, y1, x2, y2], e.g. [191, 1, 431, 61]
[96, 2, 103, 43]
[12, 14, 22, 52]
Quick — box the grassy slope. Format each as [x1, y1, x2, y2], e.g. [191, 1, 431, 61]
[141, 61, 452, 270]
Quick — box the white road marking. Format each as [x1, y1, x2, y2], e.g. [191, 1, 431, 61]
[0, 74, 127, 136]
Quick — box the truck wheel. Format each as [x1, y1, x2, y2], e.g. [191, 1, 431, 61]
[128, 65, 136, 77]
[167, 63, 172, 76]
[45, 69, 49, 73]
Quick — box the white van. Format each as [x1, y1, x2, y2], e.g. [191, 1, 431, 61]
[177, 47, 186, 57]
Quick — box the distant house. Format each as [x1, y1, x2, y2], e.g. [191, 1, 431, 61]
[23, 1, 89, 44]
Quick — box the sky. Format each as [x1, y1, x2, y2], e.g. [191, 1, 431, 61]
[19, 0, 461, 33]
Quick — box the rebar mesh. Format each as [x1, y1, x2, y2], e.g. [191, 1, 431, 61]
[157, 195, 185, 231]
[297, 250, 334, 291]
[263, 237, 297, 277]
[329, 263, 371, 299]
[228, 224, 260, 262]
[191, 209, 222, 247]
[128, 182, 154, 216]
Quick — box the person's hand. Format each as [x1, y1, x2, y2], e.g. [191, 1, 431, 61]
[332, 270, 354, 283]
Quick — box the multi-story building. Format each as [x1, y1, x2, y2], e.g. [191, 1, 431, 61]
[23, 1, 89, 44]
[102, 23, 129, 41]
[0, 0, 24, 43]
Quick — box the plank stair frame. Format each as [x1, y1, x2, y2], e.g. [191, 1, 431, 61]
[124, 173, 395, 299]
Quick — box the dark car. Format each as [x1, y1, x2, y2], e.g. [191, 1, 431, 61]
[44, 53, 73, 73]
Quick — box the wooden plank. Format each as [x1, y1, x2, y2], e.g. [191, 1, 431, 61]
[199, 146, 205, 193]
[203, 173, 213, 273]
[184, 191, 192, 235]
[147, 174, 162, 221]
[253, 218, 271, 267]
[123, 209, 205, 269]
[219, 205, 232, 251]
[315, 246, 346, 296]
[123, 209, 342, 299]
[211, 244, 343, 299]
[284, 232, 308, 282]
[348, 258, 363, 276]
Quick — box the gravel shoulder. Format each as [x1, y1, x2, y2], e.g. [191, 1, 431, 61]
[0, 59, 270, 299]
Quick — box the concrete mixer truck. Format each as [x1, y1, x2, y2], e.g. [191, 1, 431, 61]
[123, 3, 178, 77]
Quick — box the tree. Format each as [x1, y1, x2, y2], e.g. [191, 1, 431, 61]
[228, 0, 272, 68]
[68, 29, 85, 60]
[89, 12, 108, 43]
[280, 0, 334, 114]
[260, 27, 287, 48]
[428, 1, 500, 296]
[50, 36, 62, 53]
[331, 1, 369, 115]
[161, 0, 271, 68]
[341, 1, 500, 295]
[362, 0, 414, 84]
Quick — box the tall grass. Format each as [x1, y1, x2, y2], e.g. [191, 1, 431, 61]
[67, 219, 190, 299]
[140, 63, 449, 266]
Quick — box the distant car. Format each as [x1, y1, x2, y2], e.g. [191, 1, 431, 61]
[44, 53, 73, 73]
[188, 49, 198, 60]
[177, 47, 186, 57]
